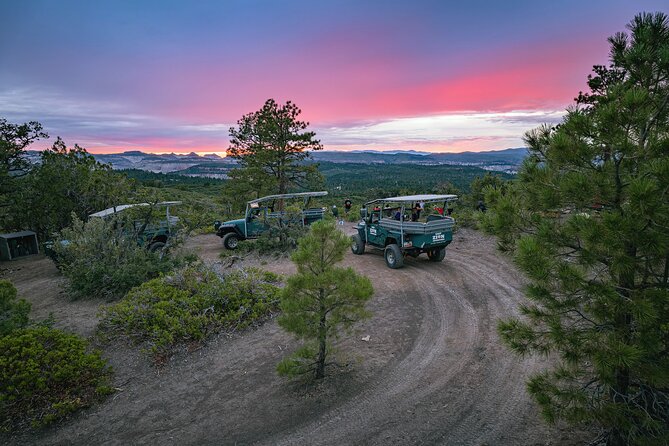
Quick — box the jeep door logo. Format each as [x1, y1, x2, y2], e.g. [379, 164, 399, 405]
[432, 232, 445, 242]
[370, 227, 377, 236]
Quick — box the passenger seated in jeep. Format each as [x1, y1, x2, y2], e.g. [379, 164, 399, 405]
[411, 204, 421, 222]
[383, 205, 393, 218]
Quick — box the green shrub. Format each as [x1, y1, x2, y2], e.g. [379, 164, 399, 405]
[0, 327, 113, 431]
[345, 205, 361, 222]
[0, 280, 30, 335]
[450, 207, 480, 230]
[220, 221, 308, 257]
[253, 206, 310, 254]
[53, 216, 183, 300]
[98, 264, 281, 357]
[254, 223, 308, 254]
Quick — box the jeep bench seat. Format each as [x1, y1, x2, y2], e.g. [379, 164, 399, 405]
[302, 208, 325, 218]
[379, 217, 454, 234]
[266, 208, 325, 219]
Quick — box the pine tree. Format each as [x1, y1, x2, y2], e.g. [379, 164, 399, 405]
[277, 220, 373, 379]
[6, 137, 131, 239]
[227, 99, 324, 198]
[483, 12, 669, 445]
[0, 118, 47, 208]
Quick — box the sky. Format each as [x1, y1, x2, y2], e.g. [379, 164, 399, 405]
[1, 0, 666, 155]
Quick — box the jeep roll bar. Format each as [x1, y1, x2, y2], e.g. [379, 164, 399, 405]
[243, 191, 328, 237]
[362, 194, 458, 248]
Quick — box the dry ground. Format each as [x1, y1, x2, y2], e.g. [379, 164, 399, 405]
[2, 228, 588, 445]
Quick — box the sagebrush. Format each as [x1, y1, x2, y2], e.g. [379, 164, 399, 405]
[53, 215, 182, 300]
[0, 327, 113, 431]
[0, 280, 30, 335]
[98, 264, 281, 358]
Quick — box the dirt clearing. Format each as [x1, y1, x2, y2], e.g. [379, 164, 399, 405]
[4, 229, 587, 445]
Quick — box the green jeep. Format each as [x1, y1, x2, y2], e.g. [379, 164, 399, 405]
[351, 194, 458, 269]
[87, 201, 182, 252]
[45, 201, 182, 264]
[214, 191, 328, 250]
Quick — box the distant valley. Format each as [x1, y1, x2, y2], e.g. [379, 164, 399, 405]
[26, 148, 527, 179]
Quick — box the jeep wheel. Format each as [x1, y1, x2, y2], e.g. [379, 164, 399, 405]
[222, 233, 240, 250]
[384, 244, 404, 269]
[427, 247, 446, 262]
[149, 241, 167, 259]
[149, 241, 166, 253]
[351, 234, 365, 255]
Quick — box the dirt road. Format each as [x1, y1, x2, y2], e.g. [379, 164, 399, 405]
[6, 229, 585, 445]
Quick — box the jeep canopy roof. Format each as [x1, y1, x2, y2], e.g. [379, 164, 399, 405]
[365, 194, 458, 206]
[89, 201, 182, 218]
[247, 191, 328, 205]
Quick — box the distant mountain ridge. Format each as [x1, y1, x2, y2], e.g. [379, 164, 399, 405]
[25, 147, 527, 177]
[311, 148, 527, 168]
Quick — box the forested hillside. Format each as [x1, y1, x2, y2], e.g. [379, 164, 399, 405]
[317, 161, 512, 194]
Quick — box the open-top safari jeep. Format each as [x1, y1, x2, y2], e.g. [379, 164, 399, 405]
[351, 194, 458, 268]
[88, 201, 182, 252]
[45, 201, 182, 263]
[214, 191, 328, 250]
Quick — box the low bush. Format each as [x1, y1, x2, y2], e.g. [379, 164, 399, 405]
[218, 222, 309, 258]
[98, 264, 281, 358]
[0, 280, 30, 335]
[254, 223, 308, 253]
[0, 327, 113, 431]
[253, 207, 310, 254]
[345, 205, 361, 222]
[53, 216, 183, 300]
[450, 207, 481, 230]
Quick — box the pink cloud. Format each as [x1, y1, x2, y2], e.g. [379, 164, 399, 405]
[24, 31, 610, 154]
[174, 36, 602, 127]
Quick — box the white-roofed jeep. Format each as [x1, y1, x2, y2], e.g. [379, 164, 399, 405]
[214, 191, 328, 250]
[351, 194, 458, 269]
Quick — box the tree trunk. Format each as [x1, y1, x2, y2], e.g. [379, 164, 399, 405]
[278, 176, 287, 196]
[663, 252, 668, 288]
[609, 244, 636, 446]
[315, 289, 327, 379]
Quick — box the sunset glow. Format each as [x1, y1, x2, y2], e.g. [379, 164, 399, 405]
[1, 0, 666, 154]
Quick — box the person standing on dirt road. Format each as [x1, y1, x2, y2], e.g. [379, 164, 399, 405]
[344, 199, 352, 219]
[332, 205, 343, 225]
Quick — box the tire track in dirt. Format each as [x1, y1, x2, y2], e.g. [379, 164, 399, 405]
[8, 230, 584, 446]
[263, 234, 552, 445]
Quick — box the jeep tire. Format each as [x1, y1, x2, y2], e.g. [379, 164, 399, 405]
[149, 241, 166, 253]
[427, 247, 446, 262]
[384, 243, 404, 269]
[222, 233, 240, 250]
[351, 234, 365, 255]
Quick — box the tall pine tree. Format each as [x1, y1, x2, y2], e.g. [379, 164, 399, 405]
[0, 118, 47, 208]
[227, 99, 323, 199]
[483, 12, 669, 446]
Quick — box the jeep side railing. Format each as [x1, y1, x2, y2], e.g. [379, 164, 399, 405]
[378, 216, 454, 234]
